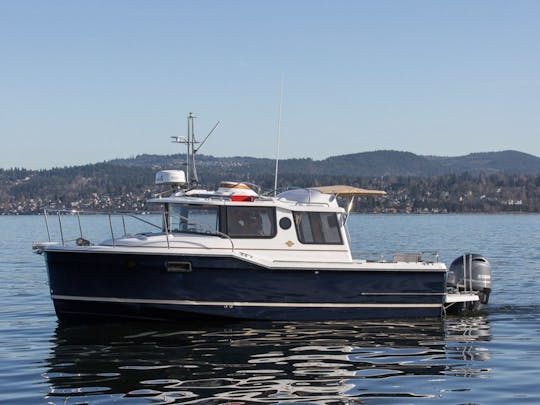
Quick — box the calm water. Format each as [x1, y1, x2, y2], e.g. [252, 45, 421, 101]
[0, 214, 539, 404]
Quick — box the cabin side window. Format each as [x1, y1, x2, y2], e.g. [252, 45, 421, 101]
[293, 211, 343, 245]
[226, 206, 276, 238]
[168, 204, 219, 234]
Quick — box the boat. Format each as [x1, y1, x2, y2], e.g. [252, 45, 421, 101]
[32, 114, 492, 322]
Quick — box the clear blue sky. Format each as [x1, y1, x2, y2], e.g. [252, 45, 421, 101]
[1, 0, 539, 169]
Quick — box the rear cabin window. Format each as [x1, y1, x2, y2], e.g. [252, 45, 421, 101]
[226, 206, 276, 238]
[293, 211, 343, 245]
[168, 204, 219, 234]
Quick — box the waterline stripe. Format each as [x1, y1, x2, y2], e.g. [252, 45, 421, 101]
[52, 294, 441, 309]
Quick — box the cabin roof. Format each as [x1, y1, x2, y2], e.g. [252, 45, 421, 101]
[147, 190, 345, 212]
[308, 185, 386, 197]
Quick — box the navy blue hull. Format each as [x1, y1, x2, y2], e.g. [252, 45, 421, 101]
[45, 250, 446, 321]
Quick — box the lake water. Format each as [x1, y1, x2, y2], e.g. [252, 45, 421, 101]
[0, 214, 539, 404]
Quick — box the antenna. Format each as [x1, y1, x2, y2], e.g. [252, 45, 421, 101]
[196, 120, 220, 153]
[274, 76, 284, 196]
[171, 113, 219, 188]
[189, 113, 198, 185]
[170, 135, 189, 180]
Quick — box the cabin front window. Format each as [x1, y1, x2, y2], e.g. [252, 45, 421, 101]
[293, 211, 343, 244]
[226, 206, 276, 238]
[168, 204, 219, 234]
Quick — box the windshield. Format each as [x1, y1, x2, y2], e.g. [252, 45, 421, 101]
[168, 204, 219, 234]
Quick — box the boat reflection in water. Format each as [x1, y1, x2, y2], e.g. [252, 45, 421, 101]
[44, 317, 491, 403]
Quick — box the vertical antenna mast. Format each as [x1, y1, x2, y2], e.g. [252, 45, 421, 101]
[189, 113, 199, 186]
[274, 76, 284, 196]
[172, 113, 218, 189]
[172, 112, 198, 188]
[186, 113, 192, 183]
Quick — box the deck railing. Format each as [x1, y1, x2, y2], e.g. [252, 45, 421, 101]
[42, 209, 164, 246]
[460, 253, 474, 294]
[39, 209, 235, 252]
[353, 251, 440, 263]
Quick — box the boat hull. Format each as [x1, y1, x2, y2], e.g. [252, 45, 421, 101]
[45, 250, 446, 321]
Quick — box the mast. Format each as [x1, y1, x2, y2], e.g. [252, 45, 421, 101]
[172, 113, 219, 189]
[189, 113, 199, 186]
[274, 76, 284, 196]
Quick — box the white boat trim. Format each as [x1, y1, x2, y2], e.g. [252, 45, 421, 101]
[44, 246, 447, 272]
[44, 244, 350, 254]
[52, 294, 442, 309]
[444, 293, 480, 303]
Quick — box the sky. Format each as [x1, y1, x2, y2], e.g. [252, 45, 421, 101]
[1, 0, 539, 169]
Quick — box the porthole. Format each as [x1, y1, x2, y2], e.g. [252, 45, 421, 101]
[279, 217, 292, 230]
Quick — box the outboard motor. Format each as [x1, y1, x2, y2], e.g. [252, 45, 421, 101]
[448, 254, 492, 304]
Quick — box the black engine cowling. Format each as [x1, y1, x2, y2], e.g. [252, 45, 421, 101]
[447, 253, 492, 304]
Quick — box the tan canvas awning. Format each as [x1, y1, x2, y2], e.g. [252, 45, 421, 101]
[309, 185, 386, 197]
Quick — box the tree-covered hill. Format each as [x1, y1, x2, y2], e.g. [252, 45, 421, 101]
[110, 150, 540, 177]
[2, 150, 540, 214]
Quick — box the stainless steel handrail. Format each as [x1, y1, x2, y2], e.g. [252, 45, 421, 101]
[42, 209, 163, 247]
[39, 208, 234, 251]
[108, 214, 115, 247]
[353, 251, 440, 264]
[163, 212, 170, 249]
[459, 253, 474, 293]
[57, 212, 65, 246]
